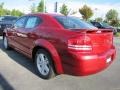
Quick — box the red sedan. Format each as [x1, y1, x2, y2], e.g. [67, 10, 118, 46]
[3, 13, 116, 79]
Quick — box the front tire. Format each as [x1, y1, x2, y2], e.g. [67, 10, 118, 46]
[3, 36, 10, 50]
[35, 49, 55, 79]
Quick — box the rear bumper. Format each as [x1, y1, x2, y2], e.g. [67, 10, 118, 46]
[63, 47, 116, 76]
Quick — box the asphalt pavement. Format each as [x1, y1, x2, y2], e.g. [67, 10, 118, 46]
[0, 36, 120, 90]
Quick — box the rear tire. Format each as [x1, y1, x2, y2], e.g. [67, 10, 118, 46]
[35, 49, 55, 79]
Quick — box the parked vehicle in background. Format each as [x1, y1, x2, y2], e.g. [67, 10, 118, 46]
[90, 21, 117, 34]
[3, 13, 116, 79]
[117, 27, 120, 32]
[0, 16, 18, 36]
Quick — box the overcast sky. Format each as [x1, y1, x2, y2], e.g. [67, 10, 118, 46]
[0, 0, 120, 19]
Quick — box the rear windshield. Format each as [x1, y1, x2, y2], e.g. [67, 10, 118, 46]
[54, 16, 96, 29]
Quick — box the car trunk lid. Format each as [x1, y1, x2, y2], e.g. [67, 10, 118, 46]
[69, 29, 113, 54]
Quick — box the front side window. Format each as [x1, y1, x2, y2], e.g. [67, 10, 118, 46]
[14, 17, 27, 28]
[25, 16, 42, 28]
[54, 16, 96, 30]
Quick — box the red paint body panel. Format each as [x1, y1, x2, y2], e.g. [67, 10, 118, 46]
[64, 46, 116, 76]
[5, 13, 116, 76]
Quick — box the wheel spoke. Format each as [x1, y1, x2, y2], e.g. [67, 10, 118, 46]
[38, 55, 43, 64]
[44, 57, 49, 64]
[44, 65, 49, 74]
[41, 68, 46, 75]
[40, 54, 45, 62]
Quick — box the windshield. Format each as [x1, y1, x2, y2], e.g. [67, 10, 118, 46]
[54, 16, 96, 29]
[100, 22, 111, 27]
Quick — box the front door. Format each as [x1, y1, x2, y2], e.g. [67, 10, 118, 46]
[8, 16, 28, 51]
[16, 16, 42, 56]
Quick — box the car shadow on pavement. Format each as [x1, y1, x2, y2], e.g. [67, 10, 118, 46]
[0, 74, 14, 90]
[0, 39, 39, 77]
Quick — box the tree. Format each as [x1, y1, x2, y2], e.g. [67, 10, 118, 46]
[4, 9, 11, 15]
[0, 3, 5, 16]
[60, 4, 69, 16]
[95, 17, 103, 22]
[106, 9, 118, 21]
[106, 9, 119, 26]
[79, 5, 93, 21]
[110, 19, 120, 27]
[30, 3, 37, 13]
[11, 9, 24, 17]
[0, 2, 4, 9]
[37, 0, 44, 12]
[0, 2, 24, 17]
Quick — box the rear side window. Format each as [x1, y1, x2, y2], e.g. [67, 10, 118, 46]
[25, 16, 42, 28]
[54, 16, 96, 29]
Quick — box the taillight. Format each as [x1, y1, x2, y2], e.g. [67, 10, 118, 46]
[68, 36, 92, 51]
